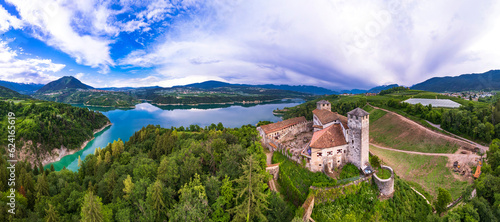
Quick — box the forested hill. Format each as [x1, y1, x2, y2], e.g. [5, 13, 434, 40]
[412, 70, 500, 92]
[36, 76, 93, 94]
[0, 100, 110, 164]
[0, 80, 44, 95]
[0, 86, 31, 99]
[184, 80, 338, 95]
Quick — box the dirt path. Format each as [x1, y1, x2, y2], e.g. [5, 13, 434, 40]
[410, 186, 431, 205]
[266, 152, 273, 165]
[369, 104, 488, 153]
[371, 142, 479, 184]
[371, 143, 479, 169]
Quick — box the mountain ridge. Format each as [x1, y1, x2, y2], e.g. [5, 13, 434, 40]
[411, 70, 500, 92]
[0, 80, 44, 95]
[36, 76, 93, 94]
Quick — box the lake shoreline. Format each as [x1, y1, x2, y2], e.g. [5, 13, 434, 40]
[43, 122, 112, 167]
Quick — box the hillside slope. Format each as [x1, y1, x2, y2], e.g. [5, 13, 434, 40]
[369, 110, 474, 153]
[0, 86, 31, 99]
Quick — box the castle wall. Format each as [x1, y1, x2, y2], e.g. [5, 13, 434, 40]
[373, 165, 395, 196]
[309, 144, 348, 172]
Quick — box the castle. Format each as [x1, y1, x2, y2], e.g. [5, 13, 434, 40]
[258, 100, 372, 174]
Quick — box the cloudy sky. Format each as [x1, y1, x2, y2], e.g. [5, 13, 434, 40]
[0, 0, 499, 90]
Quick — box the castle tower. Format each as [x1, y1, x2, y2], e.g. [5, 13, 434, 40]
[347, 107, 370, 170]
[316, 100, 331, 111]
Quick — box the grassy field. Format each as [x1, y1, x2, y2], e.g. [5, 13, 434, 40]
[370, 112, 460, 153]
[368, 108, 387, 124]
[370, 145, 468, 199]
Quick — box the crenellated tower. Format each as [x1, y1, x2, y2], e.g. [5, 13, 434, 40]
[347, 107, 370, 170]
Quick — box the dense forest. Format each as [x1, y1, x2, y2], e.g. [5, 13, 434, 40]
[0, 100, 110, 155]
[0, 124, 300, 221]
[34, 89, 139, 108]
[136, 87, 313, 105]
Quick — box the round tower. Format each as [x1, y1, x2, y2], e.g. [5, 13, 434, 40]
[347, 107, 370, 170]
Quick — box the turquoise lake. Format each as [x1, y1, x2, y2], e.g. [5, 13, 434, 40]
[48, 100, 302, 171]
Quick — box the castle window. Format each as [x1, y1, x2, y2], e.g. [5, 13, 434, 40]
[317, 152, 322, 157]
[327, 151, 332, 156]
[337, 149, 342, 154]
[344, 150, 346, 153]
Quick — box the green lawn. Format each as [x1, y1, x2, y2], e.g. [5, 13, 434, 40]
[376, 168, 392, 179]
[370, 145, 469, 199]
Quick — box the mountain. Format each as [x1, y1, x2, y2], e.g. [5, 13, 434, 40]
[0, 85, 31, 99]
[184, 80, 232, 89]
[339, 89, 367, 94]
[97, 86, 162, 91]
[182, 80, 337, 95]
[256, 84, 337, 95]
[36, 76, 93, 94]
[411, 70, 500, 92]
[366, 84, 399, 93]
[0, 80, 44, 95]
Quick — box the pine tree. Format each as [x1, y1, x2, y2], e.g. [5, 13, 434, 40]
[147, 180, 166, 219]
[231, 154, 268, 222]
[81, 190, 104, 222]
[36, 173, 49, 202]
[44, 203, 60, 222]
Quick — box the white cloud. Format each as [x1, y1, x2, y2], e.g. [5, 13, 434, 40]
[0, 5, 23, 32]
[74, 72, 85, 79]
[119, 0, 500, 89]
[0, 40, 65, 83]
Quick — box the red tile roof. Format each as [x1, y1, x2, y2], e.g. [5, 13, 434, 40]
[259, 116, 307, 134]
[312, 109, 349, 129]
[309, 124, 347, 149]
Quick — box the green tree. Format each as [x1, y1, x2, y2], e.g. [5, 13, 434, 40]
[435, 187, 452, 215]
[211, 176, 234, 222]
[44, 203, 60, 222]
[36, 173, 49, 202]
[122, 175, 134, 200]
[81, 190, 104, 222]
[157, 156, 180, 189]
[169, 174, 211, 222]
[231, 154, 268, 222]
[146, 180, 168, 220]
[266, 192, 293, 222]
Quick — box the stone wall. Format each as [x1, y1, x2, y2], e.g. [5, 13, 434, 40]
[266, 164, 280, 180]
[309, 145, 348, 172]
[373, 165, 395, 196]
